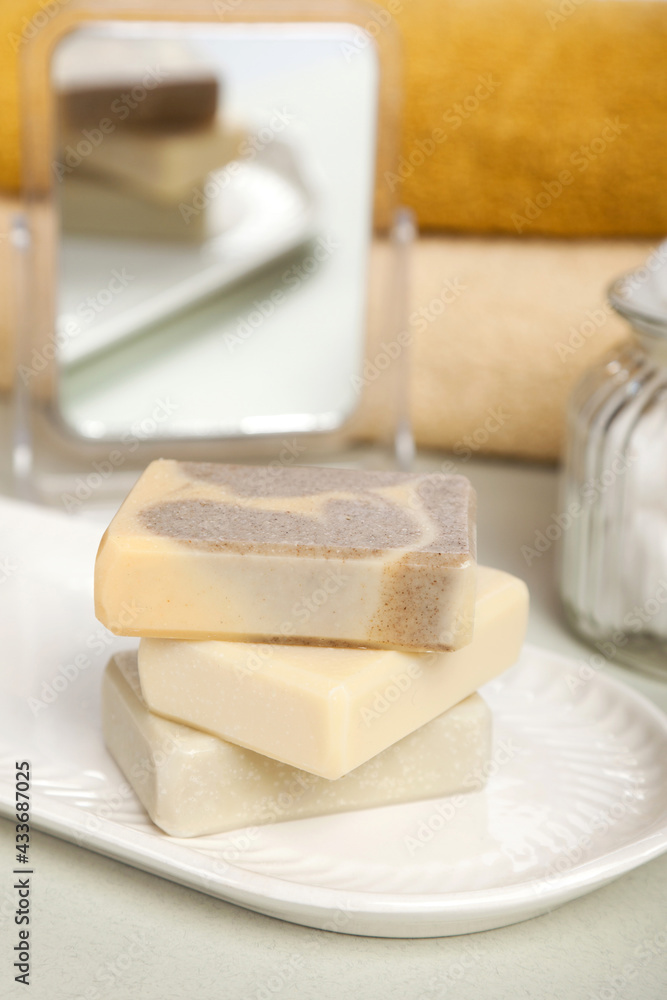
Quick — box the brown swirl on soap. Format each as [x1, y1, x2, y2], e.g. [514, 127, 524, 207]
[173, 463, 475, 557]
[179, 462, 424, 498]
[139, 463, 476, 651]
[139, 497, 422, 557]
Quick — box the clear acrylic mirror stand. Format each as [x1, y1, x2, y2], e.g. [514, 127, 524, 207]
[10, 0, 413, 513]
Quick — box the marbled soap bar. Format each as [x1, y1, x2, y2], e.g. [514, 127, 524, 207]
[55, 37, 220, 129]
[60, 76, 219, 131]
[95, 460, 477, 653]
[63, 123, 244, 204]
[137, 567, 527, 779]
[103, 651, 492, 838]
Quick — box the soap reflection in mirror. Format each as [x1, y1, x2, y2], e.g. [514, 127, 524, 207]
[51, 21, 379, 443]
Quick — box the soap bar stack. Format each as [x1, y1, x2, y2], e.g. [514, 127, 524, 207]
[95, 460, 529, 837]
[56, 41, 242, 242]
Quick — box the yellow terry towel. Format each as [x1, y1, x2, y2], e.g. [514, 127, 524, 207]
[1, 1, 667, 236]
[354, 235, 651, 462]
[373, 0, 667, 235]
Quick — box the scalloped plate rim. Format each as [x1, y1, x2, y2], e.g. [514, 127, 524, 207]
[2, 643, 667, 937]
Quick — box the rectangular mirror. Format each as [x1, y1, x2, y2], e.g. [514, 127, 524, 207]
[13, 1, 408, 508]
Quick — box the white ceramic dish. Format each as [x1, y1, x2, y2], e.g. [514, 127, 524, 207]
[1, 498, 666, 938]
[58, 142, 317, 367]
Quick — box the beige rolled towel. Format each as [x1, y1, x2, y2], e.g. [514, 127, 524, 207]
[354, 236, 653, 462]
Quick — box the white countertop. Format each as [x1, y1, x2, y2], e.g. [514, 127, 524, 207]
[2, 453, 666, 1000]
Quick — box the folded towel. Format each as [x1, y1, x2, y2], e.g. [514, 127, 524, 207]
[373, 0, 667, 234]
[353, 235, 652, 461]
[2, 1, 667, 238]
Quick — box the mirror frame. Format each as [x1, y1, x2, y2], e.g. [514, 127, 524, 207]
[13, 0, 408, 507]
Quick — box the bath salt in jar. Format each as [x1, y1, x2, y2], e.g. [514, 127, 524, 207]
[559, 256, 667, 678]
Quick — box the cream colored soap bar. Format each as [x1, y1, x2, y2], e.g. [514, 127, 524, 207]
[63, 123, 244, 204]
[95, 460, 477, 653]
[61, 174, 216, 242]
[103, 651, 492, 838]
[137, 566, 527, 779]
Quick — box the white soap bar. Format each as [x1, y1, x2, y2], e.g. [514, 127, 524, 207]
[137, 566, 527, 779]
[102, 651, 492, 838]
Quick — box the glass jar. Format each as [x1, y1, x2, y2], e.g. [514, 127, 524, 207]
[559, 274, 667, 678]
